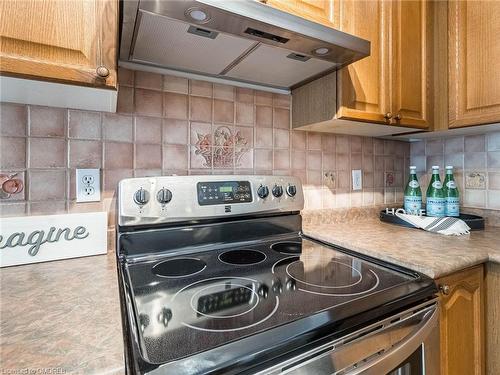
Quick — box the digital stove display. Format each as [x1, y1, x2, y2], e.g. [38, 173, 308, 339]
[197, 285, 253, 315]
[197, 181, 252, 205]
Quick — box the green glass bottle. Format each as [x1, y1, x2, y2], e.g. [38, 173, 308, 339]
[426, 166, 446, 217]
[444, 165, 460, 217]
[404, 166, 422, 215]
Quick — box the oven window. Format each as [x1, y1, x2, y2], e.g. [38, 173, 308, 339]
[387, 345, 423, 374]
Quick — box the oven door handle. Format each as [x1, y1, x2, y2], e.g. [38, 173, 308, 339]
[350, 302, 439, 375]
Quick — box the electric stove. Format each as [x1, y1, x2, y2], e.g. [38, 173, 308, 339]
[116, 175, 438, 375]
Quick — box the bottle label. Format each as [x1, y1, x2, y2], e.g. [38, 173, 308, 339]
[409, 180, 420, 188]
[432, 181, 443, 189]
[446, 181, 456, 189]
[404, 196, 422, 214]
[426, 197, 446, 217]
[446, 197, 460, 217]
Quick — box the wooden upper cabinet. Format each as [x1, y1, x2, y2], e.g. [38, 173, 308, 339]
[262, 0, 335, 27]
[391, 0, 433, 129]
[0, 0, 117, 89]
[437, 266, 485, 375]
[336, 0, 390, 124]
[448, 0, 500, 128]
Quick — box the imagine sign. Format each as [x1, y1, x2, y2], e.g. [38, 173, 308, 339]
[0, 212, 107, 267]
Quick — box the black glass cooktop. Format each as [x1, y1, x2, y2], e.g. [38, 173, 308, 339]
[125, 235, 417, 365]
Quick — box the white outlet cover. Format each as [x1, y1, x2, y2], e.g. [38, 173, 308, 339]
[352, 170, 362, 190]
[76, 169, 101, 202]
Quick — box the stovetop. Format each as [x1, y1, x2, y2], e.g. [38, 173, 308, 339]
[124, 233, 416, 365]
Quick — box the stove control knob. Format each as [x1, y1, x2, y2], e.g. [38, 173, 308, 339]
[286, 184, 297, 197]
[133, 188, 150, 205]
[257, 284, 269, 299]
[286, 278, 297, 291]
[257, 185, 269, 199]
[158, 307, 173, 327]
[157, 188, 173, 204]
[272, 278, 283, 294]
[272, 184, 283, 198]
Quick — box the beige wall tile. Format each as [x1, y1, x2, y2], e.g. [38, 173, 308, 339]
[135, 89, 162, 117]
[0, 137, 26, 169]
[307, 151, 321, 171]
[445, 136, 464, 154]
[190, 96, 212, 122]
[291, 131, 306, 150]
[214, 99, 234, 124]
[307, 132, 321, 150]
[103, 169, 133, 192]
[273, 93, 290, 108]
[255, 127, 272, 149]
[28, 169, 66, 200]
[163, 75, 188, 94]
[236, 88, 254, 103]
[235, 102, 254, 126]
[116, 86, 134, 114]
[190, 80, 213, 97]
[351, 153, 361, 169]
[336, 135, 349, 154]
[255, 106, 272, 127]
[163, 119, 188, 145]
[135, 116, 162, 144]
[488, 172, 500, 189]
[29, 106, 66, 137]
[374, 139, 385, 155]
[103, 114, 133, 142]
[465, 134, 486, 152]
[68, 110, 101, 139]
[135, 71, 163, 91]
[164, 92, 188, 120]
[464, 152, 486, 170]
[213, 84, 234, 101]
[254, 149, 273, 170]
[104, 142, 133, 169]
[487, 151, 500, 169]
[163, 144, 188, 170]
[274, 129, 290, 149]
[487, 190, 500, 209]
[0, 202, 27, 217]
[135, 144, 161, 169]
[255, 91, 273, 106]
[351, 136, 362, 153]
[292, 151, 306, 170]
[30, 200, 66, 215]
[425, 139, 443, 155]
[336, 153, 349, 171]
[29, 138, 66, 168]
[235, 126, 253, 148]
[464, 189, 486, 208]
[273, 149, 290, 170]
[322, 153, 335, 170]
[190, 121, 211, 145]
[321, 134, 335, 152]
[118, 68, 134, 86]
[1, 103, 27, 137]
[273, 108, 290, 129]
[487, 132, 500, 151]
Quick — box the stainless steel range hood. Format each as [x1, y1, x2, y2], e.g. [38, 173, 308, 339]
[120, 0, 370, 91]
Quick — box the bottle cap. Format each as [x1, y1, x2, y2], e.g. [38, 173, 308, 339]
[445, 165, 453, 169]
[432, 165, 440, 169]
[410, 166, 416, 169]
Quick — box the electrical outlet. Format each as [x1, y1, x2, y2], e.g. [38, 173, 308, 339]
[76, 169, 101, 203]
[352, 170, 362, 190]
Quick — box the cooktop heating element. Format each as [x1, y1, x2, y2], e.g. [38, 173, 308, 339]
[116, 175, 437, 374]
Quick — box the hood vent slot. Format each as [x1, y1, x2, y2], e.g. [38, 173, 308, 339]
[244, 27, 289, 44]
[287, 53, 311, 62]
[187, 25, 218, 39]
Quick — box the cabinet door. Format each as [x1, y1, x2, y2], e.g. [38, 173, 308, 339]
[262, 0, 335, 27]
[0, 0, 117, 88]
[437, 266, 485, 375]
[391, 0, 432, 129]
[448, 0, 500, 128]
[336, 0, 391, 124]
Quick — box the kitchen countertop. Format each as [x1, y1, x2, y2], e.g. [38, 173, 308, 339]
[1, 220, 498, 374]
[0, 254, 124, 375]
[304, 219, 500, 279]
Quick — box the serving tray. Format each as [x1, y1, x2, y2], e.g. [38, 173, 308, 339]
[379, 210, 485, 231]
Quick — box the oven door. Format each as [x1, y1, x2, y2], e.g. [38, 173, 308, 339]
[259, 300, 440, 375]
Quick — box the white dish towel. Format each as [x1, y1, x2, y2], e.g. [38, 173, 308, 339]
[395, 212, 471, 236]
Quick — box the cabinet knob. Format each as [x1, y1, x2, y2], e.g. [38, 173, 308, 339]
[439, 284, 450, 295]
[96, 66, 110, 78]
[395, 114, 402, 121]
[384, 112, 393, 120]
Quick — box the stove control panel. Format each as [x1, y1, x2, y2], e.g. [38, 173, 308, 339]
[118, 175, 304, 227]
[197, 181, 252, 205]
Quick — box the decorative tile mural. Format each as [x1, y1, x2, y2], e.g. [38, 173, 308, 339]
[194, 125, 250, 168]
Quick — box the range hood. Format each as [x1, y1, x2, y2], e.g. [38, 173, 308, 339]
[120, 0, 370, 91]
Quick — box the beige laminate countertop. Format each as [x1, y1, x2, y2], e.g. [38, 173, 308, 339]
[304, 219, 500, 279]
[0, 253, 124, 375]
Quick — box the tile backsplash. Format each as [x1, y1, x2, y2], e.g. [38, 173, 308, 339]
[0, 68, 410, 228]
[410, 132, 500, 210]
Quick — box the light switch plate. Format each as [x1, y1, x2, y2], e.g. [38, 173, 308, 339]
[76, 169, 101, 202]
[352, 170, 362, 190]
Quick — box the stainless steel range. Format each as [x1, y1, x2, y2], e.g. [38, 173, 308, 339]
[116, 175, 439, 374]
